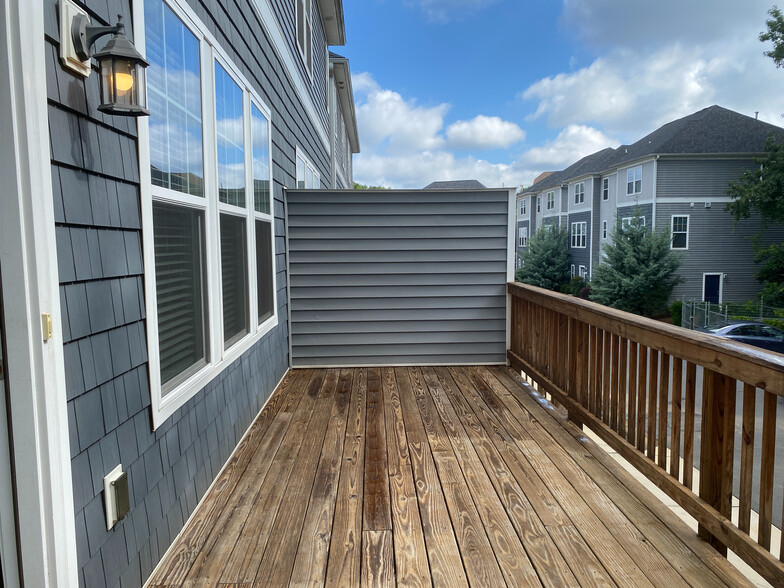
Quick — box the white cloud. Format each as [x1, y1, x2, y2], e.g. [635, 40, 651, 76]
[522, 35, 784, 141]
[407, 0, 498, 24]
[445, 115, 525, 149]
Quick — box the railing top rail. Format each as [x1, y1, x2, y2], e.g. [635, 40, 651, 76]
[508, 281, 784, 396]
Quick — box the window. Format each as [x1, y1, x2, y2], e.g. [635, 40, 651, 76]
[518, 227, 528, 247]
[143, 0, 277, 425]
[571, 264, 576, 278]
[570, 221, 587, 248]
[519, 199, 527, 215]
[602, 177, 609, 201]
[627, 166, 642, 195]
[546, 191, 555, 210]
[579, 265, 587, 279]
[296, 0, 313, 75]
[672, 215, 689, 249]
[602, 220, 607, 239]
[574, 182, 585, 204]
[621, 216, 645, 228]
[536, 196, 541, 213]
[296, 149, 321, 189]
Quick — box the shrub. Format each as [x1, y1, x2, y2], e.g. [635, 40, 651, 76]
[670, 300, 683, 327]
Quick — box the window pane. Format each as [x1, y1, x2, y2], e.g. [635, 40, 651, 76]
[153, 203, 207, 391]
[215, 62, 245, 207]
[220, 214, 249, 345]
[672, 233, 687, 248]
[297, 0, 305, 53]
[251, 104, 271, 214]
[145, 0, 204, 197]
[306, 167, 314, 189]
[296, 156, 306, 189]
[256, 220, 275, 324]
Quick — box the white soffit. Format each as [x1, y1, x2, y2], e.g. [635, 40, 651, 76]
[317, 0, 346, 45]
[331, 56, 360, 153]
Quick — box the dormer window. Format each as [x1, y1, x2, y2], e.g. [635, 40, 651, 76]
[296, 0, 313, 76]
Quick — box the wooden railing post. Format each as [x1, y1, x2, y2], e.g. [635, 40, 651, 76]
[698, 369, 736, 555]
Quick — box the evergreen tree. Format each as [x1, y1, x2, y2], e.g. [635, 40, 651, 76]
[591, 211, 681, 317]
[517, 224, 570, 291]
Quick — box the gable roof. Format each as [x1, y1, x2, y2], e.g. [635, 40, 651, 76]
[424, 179, 488, 190]
[521, 105, 784, 195]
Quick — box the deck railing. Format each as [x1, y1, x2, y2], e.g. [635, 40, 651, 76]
[508, 282, 784, 586]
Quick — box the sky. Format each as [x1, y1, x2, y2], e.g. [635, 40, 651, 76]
[340, 0, 784, 189]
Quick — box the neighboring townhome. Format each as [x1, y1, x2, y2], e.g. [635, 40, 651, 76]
[517, 106, 784, 303]
[0, 0, 358, 586]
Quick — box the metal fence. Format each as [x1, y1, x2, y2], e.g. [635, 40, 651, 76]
[681, 298, 783, 330]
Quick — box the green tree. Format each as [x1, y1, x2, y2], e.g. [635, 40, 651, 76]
[516, 224, 570, 291]
[353, 182, 389, 190]
[726, 134, 784, 223]
[760, 6, 784, 67]
[590, 212, 681, 317]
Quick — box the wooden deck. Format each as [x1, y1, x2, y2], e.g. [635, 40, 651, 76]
[148, 366, 753, 587]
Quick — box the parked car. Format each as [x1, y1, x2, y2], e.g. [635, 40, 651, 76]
[708, 322, 784, 354]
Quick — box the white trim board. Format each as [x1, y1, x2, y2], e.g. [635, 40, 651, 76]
[0, 0, 77, 583]
[702, 272, 724, 304]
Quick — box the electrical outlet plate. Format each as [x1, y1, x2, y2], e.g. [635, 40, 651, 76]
[104, 464, 125, 530]
[59, 0, 91, 76]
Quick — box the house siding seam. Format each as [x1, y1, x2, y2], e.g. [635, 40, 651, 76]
[287, 190, 510, 367]
[44, 0, 333, 585]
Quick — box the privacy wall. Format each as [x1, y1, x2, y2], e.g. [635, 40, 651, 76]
[287, 189, 513, 367]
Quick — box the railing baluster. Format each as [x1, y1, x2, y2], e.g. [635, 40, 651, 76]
[603, 331, 611, 424]
[592, 327, 601, 416]
[670, 358, 683, 481]
[617, 337, 628, 438]
[658, 353, 670, 469]
[627, 341, 638, 444]
[683, 362, 697, 491]
[636, 345, 648, 452]
[759, 391, 777, 550]
[647, 350, 659, 459]
[738, 383, 756, 534]
[698, 369, 736, 555]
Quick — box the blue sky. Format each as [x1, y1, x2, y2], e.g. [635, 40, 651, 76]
[340, 0, 784, 188]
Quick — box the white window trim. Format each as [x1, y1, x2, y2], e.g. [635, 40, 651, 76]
[602, 177, 609, 201]
[571, 264, 576, 278]
[574, 182, 585, 205]
[296, 147, 321, 188]
[138, 0, 279, 428]
[579, 265, 587, 279]
[621, 216, 645, 227]
[519, 199, 527, 216]
[518, 227, 528, 247]
[671, 214, 689, 250]
[602, 220, 608, 239]
[536, 195, 541, 213]
[570, 221, 587, 248]
[295, 0, 313, 79]
[546, 190, 555, 211]
[627, 165, 642, 195]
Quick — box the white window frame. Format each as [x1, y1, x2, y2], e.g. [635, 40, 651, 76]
[574, 182, 585, 205]
[518, 227, 528, 247]
[536, 195, 541, 213]
[621, 216, 645, 228]
[519, 199, 526, 216]
[602, 220, 608, 239]
[671, 214, 689, 250]
[570, 221, 587, 248]
[571, 264, 576, 278]
[579, 265, 587, 279]
[296, 147, 321, 188]
[627, 165, 642, 195]
[296, 0, 313, 78]
[139, 0, 278, 428]
[602, 177, 609, 201]
[546, 190, 555, 210]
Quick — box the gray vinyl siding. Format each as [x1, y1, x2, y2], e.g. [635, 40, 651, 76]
[568, 211, 591, 274]
[591, 177, 602, 272]
[516, 219, 530, 265]
[618, 159, 655, 204]
[287, 190, 510, 367]
[655, 203, 784, 302]
[44, 0, 331, 584]
[656, 158, 756, 199]
[617, 203, 653, 226]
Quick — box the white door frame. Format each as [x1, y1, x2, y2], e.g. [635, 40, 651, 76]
[702, 272, 724, 304]
[0, 0, 77, 585]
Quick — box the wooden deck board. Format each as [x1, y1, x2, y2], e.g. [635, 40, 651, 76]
[150, 366, 753, 588]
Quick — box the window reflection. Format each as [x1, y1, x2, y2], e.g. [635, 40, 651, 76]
[215, 62, 245, 207]
[251, 104, 271, 214]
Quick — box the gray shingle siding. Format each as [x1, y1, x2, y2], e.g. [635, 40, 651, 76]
[655, 203, 784, 302]
[656, 158, 755, 199]
[288, 190, 510, 367]
[617, 203, 653, 225]
[45, 0, 332, 584]
[568, 211, 591, 274]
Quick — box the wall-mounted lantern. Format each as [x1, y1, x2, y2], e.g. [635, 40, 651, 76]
[60, 0, 149, 117]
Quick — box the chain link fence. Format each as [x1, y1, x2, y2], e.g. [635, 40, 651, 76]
[681, 298, 783, 330]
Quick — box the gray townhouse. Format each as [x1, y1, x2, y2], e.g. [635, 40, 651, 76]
[0, 0, 358, 585]
[517, 105, 784, 304]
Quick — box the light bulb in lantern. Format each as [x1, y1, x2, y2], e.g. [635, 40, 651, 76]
[115, 71, 134, 93]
